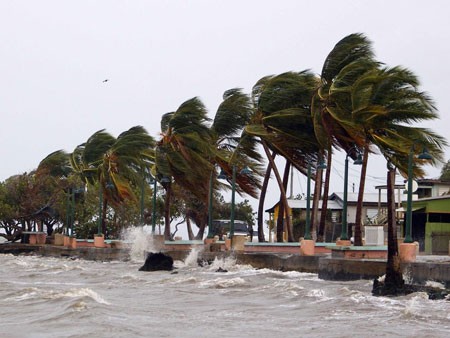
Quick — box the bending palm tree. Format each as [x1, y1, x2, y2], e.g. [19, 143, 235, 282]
[247, 71, 320, 242]
[155, 97, 214, 239]
[70, 127, 155, 235]
[312, 33, 378, 242]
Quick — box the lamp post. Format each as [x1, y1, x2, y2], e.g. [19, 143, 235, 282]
[97, 186, 103, 235]
[341, 152, 363, 241]
[218, 165, 251, 239]
[207, 170, 214, 238]
[304, 165, 312, 240]
[150, 175, 158, 234]
[404, 146, 432, 243]
[305, 160, 327, 240]
[70, 187, 84, 238]
[65, 188, 71, 236]
[70, 189, 75, 236]
[140, 175, 145, 226]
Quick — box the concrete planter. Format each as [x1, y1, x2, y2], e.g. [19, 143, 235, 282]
[54, 233, 65, 246]
[225, 238, 231, 251]
[300, 239, 315, 256]
[399, 242, 417, 263]
[63, 235, 71, 247]
[94, 234, 105, 248]
[69, 237, 77, 249]
[36, 233, 47, 245]
[29, 234, 37, 245]
[231, 235, 247, 251]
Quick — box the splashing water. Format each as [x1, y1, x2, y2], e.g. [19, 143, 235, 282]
[121, 227, 161, 262]
[176, 246, 204, 268]
[207, 256, 238, 272]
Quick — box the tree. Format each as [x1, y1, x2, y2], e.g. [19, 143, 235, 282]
[439, 160, 450, 182]
[247, 71, 320, 242]
[70, 127, 155, 237]
[155, 97, 214, 239]
[347, 66, 446, 245]
[312, 33, 378, 242]
[209, 89, 262, 240]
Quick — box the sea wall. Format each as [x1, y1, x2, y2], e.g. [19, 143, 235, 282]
[1, 243, 449, 286]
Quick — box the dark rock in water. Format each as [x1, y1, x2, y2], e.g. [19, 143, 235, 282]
[216, 267, 228, 273]
[197, 258, 213, 267]
[139, 252, 174, 271]
[372, 278, 449, 300]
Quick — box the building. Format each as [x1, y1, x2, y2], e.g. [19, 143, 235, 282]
[266, 192, 391, 242]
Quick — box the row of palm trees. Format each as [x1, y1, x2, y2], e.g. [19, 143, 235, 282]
[37, 33, 446, 242]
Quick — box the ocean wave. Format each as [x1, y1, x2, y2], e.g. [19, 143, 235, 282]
[5, 287, 110, 305]
[200, 277, 247, 289]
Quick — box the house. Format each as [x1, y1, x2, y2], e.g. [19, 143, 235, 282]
[266, 192, 391, 242]
[402, 194, 450, 254]
[386, 178, 450, 253]
[266, 179, 450, 247]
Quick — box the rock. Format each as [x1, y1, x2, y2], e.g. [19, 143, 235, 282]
[216, 267, 228, 273]
[139, 252, 174, 271]
[197, 258, 213, 267]
[372, 278, 450, 300]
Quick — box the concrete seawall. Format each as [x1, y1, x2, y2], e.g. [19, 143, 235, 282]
[1, 243, 449, 287]
[167, 249, 450, 287]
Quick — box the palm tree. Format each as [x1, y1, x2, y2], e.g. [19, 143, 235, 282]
[70, 127, 155, 236]
[312, 33, 378, 242]
[247, 71, 321, 242]
[376, 125, 446, 294]
[208, 89, 262, 239]
[155, 97, 214, 239]
[347, 66, 446, 245]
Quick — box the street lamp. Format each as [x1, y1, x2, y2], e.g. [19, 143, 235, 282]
[65, 188, 71, 236]
[149, 175, 158, 234]
[207, 170, 214, 238]
[140, 175, 146, 226]
[404, 146, 432, 243]
[97, 186, 103, 235]
[304, 160, 327, 240]
[70, 187, 84, 237]
[340, 151, 363, 241]
[218, 165, 251, 238]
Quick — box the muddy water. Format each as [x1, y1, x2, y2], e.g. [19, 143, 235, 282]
[1, 232, 449, 337]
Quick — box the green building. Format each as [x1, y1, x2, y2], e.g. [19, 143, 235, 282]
[405, 195, 450, 254]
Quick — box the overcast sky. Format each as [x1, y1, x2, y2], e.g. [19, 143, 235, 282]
[1, 0, 449, 213]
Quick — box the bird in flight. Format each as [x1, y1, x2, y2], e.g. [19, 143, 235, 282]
[103, 79, 109, 83]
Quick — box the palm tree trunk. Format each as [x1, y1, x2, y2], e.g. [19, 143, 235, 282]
[164, 183, 172, 240]
[281, 161, 292, 240]
[384, 165, 404, 291]
[257, 154, 275, 242]
[186, 217, 194, 240]
[311, 165, 323, 241]
[195, 216, 207, 240]
[261, 141, 293, 242]
[354, 141, 369, 246]
[318, 150, 332, 242]
[276, 196, 285, 242]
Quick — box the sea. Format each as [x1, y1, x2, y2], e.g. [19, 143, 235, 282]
[1, 228, 449, 338]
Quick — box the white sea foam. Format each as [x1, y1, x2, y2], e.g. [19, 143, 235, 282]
[6, 287, 110, 305]
[200, 277, 247, 289]
[51, 288, 110, 305]
[425, 280, 446, 289]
